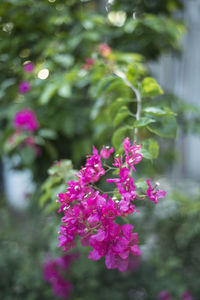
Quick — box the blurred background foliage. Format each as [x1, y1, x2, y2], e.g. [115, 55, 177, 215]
[0, 0, 200, 299]
[0, 0, 185, 180]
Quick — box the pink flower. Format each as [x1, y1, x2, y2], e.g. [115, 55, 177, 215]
[58, 137, 166, 272]
[43, 254, 77, 299]
[181, 291, 193, 300]
[24, 62, 34, 72]
[14, 108, 39, 132]
[19, 81, 31, 93]
[159, 290, 171, 300]
[146, 179, 166, 204]
[99, 43, 112, 57]
[113, 156, 123, 168]
[100, 146, 114, 159]
[82, 58, 95, 70]
[123, 137, 143, 171]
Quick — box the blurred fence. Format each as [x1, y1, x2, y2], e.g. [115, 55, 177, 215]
[150, 0, 200, 180]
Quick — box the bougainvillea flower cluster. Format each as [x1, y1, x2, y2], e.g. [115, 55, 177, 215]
[43, 254, 77, 299]
[14, 108, 39, 132]
[58, 137, 166, 272]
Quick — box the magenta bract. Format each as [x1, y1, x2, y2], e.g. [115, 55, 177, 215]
[58, 137, 166, 271]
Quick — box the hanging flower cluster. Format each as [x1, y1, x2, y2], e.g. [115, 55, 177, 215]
[43, 254, 77, 299]
[58, 137, 166, 272]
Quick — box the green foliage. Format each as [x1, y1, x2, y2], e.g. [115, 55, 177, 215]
[141, 77, 164, 97]
[141, 138, 159, 160]
[2, 1, 199, 300]
[0, 204, 54, 300]
[40, 159, 77, 214]
[0, 0, 185, 182]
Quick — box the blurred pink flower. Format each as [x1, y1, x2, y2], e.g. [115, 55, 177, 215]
[181, 291, 193, 300]
[146, 178, 166, 204]
[24, 62, 34, 72]
[43, 254, 77, 299]
[159, 290, 171, 300]
[19, 81, 31, 93]
[14, 108, 39, 132]
[99, 43, 112, 57]
[82, 58, 95, 70]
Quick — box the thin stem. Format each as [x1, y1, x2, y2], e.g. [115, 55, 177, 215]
[91, 184, 113, 194]
[114, 69, 142, 141]
[103, 162, 116, 170]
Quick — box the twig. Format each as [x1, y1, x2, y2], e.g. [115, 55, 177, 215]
[114, 69, 142, 141]
[91, 184, 113, 194]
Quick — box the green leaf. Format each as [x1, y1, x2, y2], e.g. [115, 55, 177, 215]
[61, 116, 74, 137]
[113, 106, 131, 127]
[135, 178, 148, 191]
[44, 201, 60, 215]
[112, 125, 131, 149]
[39, 190, 51, 207]
[38, 129, 57, 140]
[41, 175, 62, 192]
[44, 141, 58, 159]
[134, 117, 156, 128]
[48, 160, 73, 176]
[143, 107, 167, 116]
[147, 115, 177, 138]
[141, 138, 159, 160]
[96, 76, 118, 97]
[58, 83, 71, 98]
[53, 54, 74, 67]
[39, 82, 58, 105]
[141, 77, 164, 97]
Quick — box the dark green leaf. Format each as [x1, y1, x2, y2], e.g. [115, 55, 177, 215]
[134, 117, 156, 128]
[112, 125, 131, 149]
[113, 106, 131, 127]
